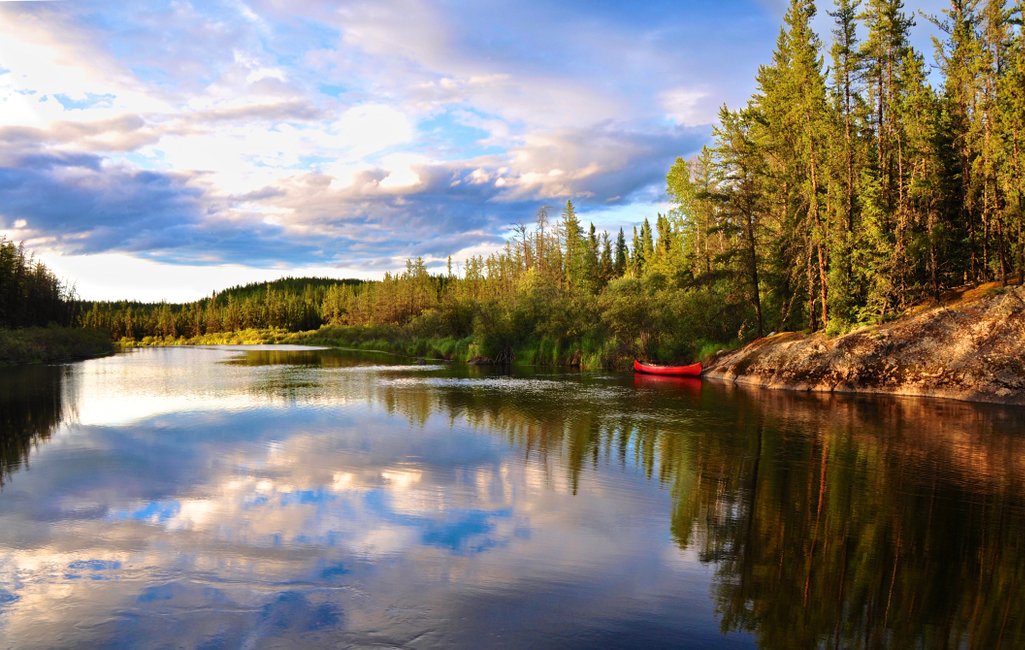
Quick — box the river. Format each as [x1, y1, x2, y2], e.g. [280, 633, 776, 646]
[1, 346, 1023, 648]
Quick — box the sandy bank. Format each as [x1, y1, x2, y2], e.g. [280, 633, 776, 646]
[704, 283, 1025, 406]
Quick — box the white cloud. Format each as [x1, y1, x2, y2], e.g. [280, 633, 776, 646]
[0, 8, 171, 124]
[661, 87, 715, 127]
[130, 101, 416, 198]
[327, 103, 415, 156]
[446, 239, 507, 269]
[0, 81, 48, 127]
[376, 152, 429, 190]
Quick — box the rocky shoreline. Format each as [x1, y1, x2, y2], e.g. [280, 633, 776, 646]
[703, 283, 1025, 406]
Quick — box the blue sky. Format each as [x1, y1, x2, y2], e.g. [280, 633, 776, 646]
[0, 0, 943, 300]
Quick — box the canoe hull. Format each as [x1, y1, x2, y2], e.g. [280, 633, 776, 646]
[633, 359, 702, 377]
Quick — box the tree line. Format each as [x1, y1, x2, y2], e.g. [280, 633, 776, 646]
[669, 0, 1025, 336]
[77, 278, 362, 341]
[81, 203, 721, 364]
[0, 235, 78, 329]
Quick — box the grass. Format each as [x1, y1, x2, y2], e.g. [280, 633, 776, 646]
[124, 328, 294, 348]
[117, 325, 477, 363]
[0, 326, 114, 366]
[694, 338, 743, 363]
[114, 324, 739, 371]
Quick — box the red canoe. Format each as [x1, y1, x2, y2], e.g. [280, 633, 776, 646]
[633, 359, 702, 377]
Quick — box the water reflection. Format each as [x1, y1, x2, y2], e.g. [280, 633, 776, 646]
[683, 389, 1025, 649]
[327, 360, 1025, 648]
[0, 347, 1022, 648]
[632, 373, 703, 397]
[0, 365, 71, 489]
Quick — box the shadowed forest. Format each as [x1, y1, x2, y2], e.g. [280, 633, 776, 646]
[0, 236, 77, 329]
[0, 237, 112, 365]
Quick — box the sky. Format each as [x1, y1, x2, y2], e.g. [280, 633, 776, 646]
[0, 0, 944, 301]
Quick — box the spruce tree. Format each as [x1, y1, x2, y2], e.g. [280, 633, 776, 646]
[826, 0, 866, 327]
[933, 0, 985, 281]
[614, 228, 628, 277]
[999, 1, 1025, 275]
[753, 0, 832, 329]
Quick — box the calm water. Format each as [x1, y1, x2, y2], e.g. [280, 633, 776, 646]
[1, 347, 1024, 649]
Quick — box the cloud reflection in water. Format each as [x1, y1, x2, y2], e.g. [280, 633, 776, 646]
[0, 347, 720, 648]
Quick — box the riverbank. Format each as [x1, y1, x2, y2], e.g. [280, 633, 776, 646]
[704, 283, 1025, 406]
[0, 327, 114, 366]
[115, 325, 478, 362]
[114, 326, 624, 368]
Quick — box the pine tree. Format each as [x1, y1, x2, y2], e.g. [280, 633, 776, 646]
[599, 231, 614, 285]
[999, 1, 1025, 275]
[896, 49, 944, 298]
[584, 223, 600, 291]
[753, 0, 832, 328]
[826, 0, 866, 326]
[668, 148, 725, 282]
[933, 0, 985, 281]
[639, 218, 655, 274]
[979, 0, 1014, 280]
[630, 226, 643, 276]
[857, 0, 918, 315]
[614, 228, 628, 277]
[714, 106, 766, 336]
[560, 200, 589, 293]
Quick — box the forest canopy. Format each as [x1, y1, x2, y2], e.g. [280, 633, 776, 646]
[668, 0, 1025, 336]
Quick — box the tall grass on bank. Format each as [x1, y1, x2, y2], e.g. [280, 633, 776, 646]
[113, 323, 722, 371]
[117, 325, 477, 363]
[0, 327, 114, 366]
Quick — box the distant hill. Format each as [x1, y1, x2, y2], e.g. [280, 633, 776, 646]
[77, 276, 378, 339]
[79, 277, 367, 309]
[206, 277, 367, 304]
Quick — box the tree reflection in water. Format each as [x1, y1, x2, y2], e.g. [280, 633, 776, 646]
[694, 389, 1025, 650]
[354, 370, 1025, 649]
[0, 365, 71, 489]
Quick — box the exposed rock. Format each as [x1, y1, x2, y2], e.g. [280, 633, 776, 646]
[704, 283, 1025, 406]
